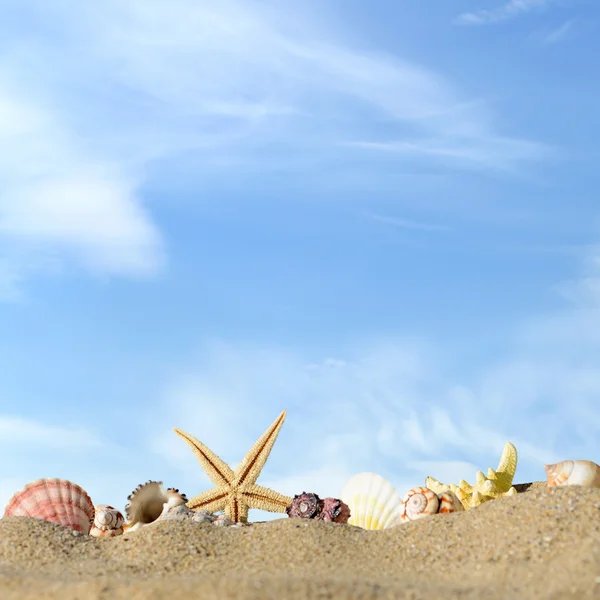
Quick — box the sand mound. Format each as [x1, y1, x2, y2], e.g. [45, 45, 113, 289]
[1, 482, 599, 599]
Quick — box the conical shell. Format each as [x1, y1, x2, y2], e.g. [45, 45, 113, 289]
[400, 486, 440, 522]
[545, 460, 600, 487]
[340, 472, 404, 530]
[3, 478, 94, 534]
[90, 504, 124, 538]
[124, 481, 188, 532]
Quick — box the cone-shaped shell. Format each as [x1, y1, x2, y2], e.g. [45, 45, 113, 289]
[545, 460, 600, 488]
[3, 478, 94, 534]
[341, 472, 404, 530]
[90, 504, 124, 538]
[124, 481, 188, 532]
[400, 486, 440, 522]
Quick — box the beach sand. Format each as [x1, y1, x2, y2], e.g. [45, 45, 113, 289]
[1, 481, 599, 599]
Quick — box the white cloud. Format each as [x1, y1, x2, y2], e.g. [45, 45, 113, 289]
[457, 0, 557, 25]
[542, 20, 574, 44]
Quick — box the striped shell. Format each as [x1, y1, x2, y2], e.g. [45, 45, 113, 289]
[90, 504, 124, 538]
[545, 460, 600, 488]
[3, 478, 95, 534]
[124, 481, 188, 532]
[400, 486, 440, 522]
[340, 472, 404, 530]
[437, 490, 464, 514]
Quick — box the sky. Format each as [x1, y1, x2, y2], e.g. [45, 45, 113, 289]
[1, 0, 600, 521]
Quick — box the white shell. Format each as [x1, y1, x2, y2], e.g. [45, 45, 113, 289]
[545, 460, 600, 487]
[124, 481, 188, 532]
[90, 504, 124, 537]
[400, 486, 440, 522]
[340, 472, 403, 530]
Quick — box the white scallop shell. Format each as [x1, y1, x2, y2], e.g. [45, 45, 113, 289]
[545, 460, 600, 487]
[340, 472, 403, 530]
[90, 504, 124, 537]
[399, 486, 440, 522]
[124, 481, 188, 532]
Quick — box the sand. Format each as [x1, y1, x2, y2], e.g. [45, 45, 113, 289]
[1, 481, 599, 599]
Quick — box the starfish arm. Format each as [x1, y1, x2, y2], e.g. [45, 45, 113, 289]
[242, 484, 293, 513]
[225, 495, 250, 523]
[173, 428, 235, 486]
[186, 486, 230, 513]
[493, 442, 518, 492]
[425, 477, 449, 495]
[233, 410, 287, 487]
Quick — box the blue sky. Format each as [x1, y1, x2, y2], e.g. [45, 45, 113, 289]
[1, 0, 600, 519]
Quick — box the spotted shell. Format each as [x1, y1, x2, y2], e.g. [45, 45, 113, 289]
[90, 504, 124, 537]
[545, 460, 600, 488]
[124, 481, 188, 532]
[3, 478, 95, 534]
[400, 486, 440, 522]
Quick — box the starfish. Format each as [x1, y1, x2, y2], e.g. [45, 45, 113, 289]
[426, 441, 519, 509]
[173, 410, 292, 523]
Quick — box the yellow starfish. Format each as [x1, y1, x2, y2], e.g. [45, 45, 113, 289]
[173, 410, 292, 523]
[426, 442, 518, 509]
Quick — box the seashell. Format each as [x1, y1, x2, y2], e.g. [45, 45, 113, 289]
[399, 486, 440, 522]
[213, 514, 234, 527]
[426, 442, 519, 509]
[316, 497, 351, 524]
[90, 504, 124, 537]
[3, 478, 95, 534]
[124, 481, 188, 532]
[286, 492, 323, 519]
[545, 460, 600, 487]
[340, 472, 404, 530]
[437, 490, 464, 514]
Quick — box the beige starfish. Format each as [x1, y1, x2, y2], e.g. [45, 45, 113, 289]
[173, 410, 292, 523]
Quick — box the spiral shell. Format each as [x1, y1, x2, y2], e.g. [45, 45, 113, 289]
[286, 492, 323, 519]
[3, 478, 94, 534]
[124, 481, 188, 532]
[400, 486, 440, 522]
[90, 504, 124, 537]
[545, 460, 600, 488]
[437, 490, 464, 514]
[316, 497, 351, 524]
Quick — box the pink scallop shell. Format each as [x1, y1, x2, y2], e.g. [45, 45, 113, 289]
[3, 478, 95, 534]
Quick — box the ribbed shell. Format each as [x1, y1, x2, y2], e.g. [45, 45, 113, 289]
[400, 486, 440, 522]
[3, 478, 95, 534]
[340, 472, 403, 530]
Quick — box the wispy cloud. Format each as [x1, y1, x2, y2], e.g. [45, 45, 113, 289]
[457, 0, 557, 25]
[542, 20, 575, 44]
[364, 212, 450, 232]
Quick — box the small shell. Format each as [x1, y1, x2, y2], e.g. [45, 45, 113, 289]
[400, 486, 440, 522]
[90, 504, 124, 537]
[316, 498, 351, 524]
[341, 473, 404, 530]
[124, 481, 188, 532]
[213, 514, 234, 527]
[437, 490, 464, 514]
[3, 478, 94, 534]
[286, 492, 323, 519]
[545, 460, 600, 487]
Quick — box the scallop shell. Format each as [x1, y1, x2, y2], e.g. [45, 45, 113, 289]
[400, 486, 440, 522]
[340, 472, 404, 530]
[90, 504, 124, 537]
[3, 478, 94, 534]
[437, 490, 464, 514]
[545, 460, 600, 487]
[124, 481, 188, 532]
